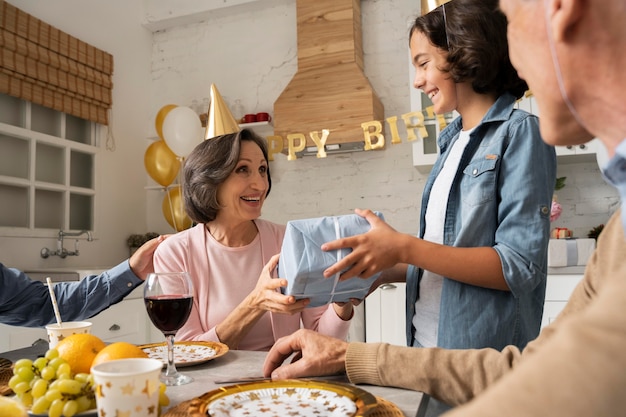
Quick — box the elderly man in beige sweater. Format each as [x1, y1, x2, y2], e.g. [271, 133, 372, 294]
[263, 0, 626, 415]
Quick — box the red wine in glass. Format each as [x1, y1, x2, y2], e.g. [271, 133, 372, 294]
[144, 272, 194, 386]
[145, 295, 193, 335]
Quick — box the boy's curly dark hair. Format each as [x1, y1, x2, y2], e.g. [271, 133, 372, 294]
[410, 0, 527, 99]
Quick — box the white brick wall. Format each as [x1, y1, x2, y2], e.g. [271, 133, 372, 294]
[149, 0, 619, 239]
[552, 162, 620, 238]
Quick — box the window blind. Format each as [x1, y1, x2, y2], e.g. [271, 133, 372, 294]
[0, 1, 113, 125]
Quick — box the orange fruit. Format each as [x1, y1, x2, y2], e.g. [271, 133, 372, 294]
[56, 334, 106, 375]
[91, 342, 149, 369]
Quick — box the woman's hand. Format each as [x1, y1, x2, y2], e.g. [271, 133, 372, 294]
[247, 254, 310, 314]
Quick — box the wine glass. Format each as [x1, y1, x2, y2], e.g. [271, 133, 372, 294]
[144, 272, 194, 386]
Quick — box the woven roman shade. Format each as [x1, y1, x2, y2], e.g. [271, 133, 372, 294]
[0, 1, 113, 125]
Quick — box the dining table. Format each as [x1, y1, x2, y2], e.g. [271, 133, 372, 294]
[0, 342, 424, 417]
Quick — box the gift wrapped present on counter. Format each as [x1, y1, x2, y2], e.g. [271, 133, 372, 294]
[278, 212, 384, 307]
[548, 238, 596, 267]
[551, 227, 573, 239]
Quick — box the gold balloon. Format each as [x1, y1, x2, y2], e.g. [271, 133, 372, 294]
[162, 186, 193, 232]
[155, 104, 178, 140]
[144, 140, 181, 187]
[421, 0, 451, 15]
[205, 84, 241, 140]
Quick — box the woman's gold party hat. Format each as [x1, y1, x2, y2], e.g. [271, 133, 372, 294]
[205, 84, 241, 139]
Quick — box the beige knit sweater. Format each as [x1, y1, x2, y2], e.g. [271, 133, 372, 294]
[346, 209, 626, 416]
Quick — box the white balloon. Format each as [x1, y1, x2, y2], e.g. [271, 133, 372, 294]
[162, 106, 203, 157]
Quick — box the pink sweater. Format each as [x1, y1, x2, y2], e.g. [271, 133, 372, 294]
[153, 219, 350, 351]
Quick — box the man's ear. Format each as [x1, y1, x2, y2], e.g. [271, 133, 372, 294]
[548, 0, 585, 42]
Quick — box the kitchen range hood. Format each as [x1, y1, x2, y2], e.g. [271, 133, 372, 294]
[273, 0, 384, 155]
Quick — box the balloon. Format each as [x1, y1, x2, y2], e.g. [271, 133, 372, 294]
[144, 140, 181, 187]
[155, 104, 177, 140]
[162, 186, 193, 232]
[162, 106, 203, 157]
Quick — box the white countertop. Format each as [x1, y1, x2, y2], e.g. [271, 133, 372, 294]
[548, 266, 586, 275]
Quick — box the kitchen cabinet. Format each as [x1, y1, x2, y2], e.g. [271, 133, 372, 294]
[542, 269, 584, 328]
[0, 287, 157, 352]
[363, 270, 584, 345]
[365, 283, 406, 345]
[554, 139, 601, 163]
[0, 93, 98, 234]
[515, 93, 601, 164]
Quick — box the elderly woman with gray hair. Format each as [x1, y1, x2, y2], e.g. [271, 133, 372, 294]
[153, 129, 353, 351]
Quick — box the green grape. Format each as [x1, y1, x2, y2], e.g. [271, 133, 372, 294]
[13, 358, 33, 370]
[56, 363, 71, 378]
[31, 378, 48, 398]
[74, 373, 90, 383]
[45, 348, 59, 360]
[19, 392, 33, 408]
[75, 395, 92, 413]
[48, 398, 66, 417]
[33, 357, 48, 371]
[56, 379, 82, 395]
[12, 381, 30, 395]
[8, 374, 23, 391]
[31, 396, 52, 414]
[15, 366, 34, 382]
[48, 357, 65, 370]
[41, 365, 56, 380]
[159, 382, 170, 407]
[44, 388, 62, 402]
[63, 399, 79, 417]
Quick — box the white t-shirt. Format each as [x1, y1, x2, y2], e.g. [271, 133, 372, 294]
[413, 128, 473, 347]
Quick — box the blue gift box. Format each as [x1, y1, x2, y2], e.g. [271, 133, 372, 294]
[278, 212, 384, 307]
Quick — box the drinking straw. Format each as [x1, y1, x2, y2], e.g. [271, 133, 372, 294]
[46, 277, 63, 326]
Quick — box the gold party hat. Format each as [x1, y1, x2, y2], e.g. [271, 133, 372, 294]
[421, 0, 452, 15]
[205, 84, 241, 139]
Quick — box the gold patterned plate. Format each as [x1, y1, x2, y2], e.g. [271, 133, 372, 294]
[187, 379, 377, 417]
[139, 341, 229, 368]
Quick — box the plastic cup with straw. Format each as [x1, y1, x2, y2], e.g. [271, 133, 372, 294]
[45, 277, 92, 348]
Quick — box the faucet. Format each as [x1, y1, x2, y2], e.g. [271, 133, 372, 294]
[41, 230, 93, 259]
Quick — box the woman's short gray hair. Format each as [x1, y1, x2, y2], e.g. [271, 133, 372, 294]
[182, 129, 272, 223]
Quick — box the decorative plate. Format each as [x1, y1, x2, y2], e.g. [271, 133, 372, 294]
[139, 341, 229, 368]
[186, 379, 377, 417]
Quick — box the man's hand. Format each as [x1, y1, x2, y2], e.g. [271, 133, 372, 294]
[263, 329, 348, 380]
[129, 235, 169, 280]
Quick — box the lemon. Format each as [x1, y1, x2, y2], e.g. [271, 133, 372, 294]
[0, 396, 27, 417]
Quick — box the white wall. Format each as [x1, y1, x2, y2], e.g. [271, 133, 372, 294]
[146, 0, 618, 238]
[2, 0, 155, 270]
[1, 0, 618, 272]
[147, 0, 423, 234]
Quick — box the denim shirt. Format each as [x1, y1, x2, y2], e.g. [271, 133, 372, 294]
[0, 261, 142, 327]
[406, 93, 557, 350]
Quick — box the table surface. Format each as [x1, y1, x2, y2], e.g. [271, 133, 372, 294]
[1, 343, 422, 417]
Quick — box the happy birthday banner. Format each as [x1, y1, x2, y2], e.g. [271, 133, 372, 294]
[267, 89, 535, 161]
[266, 107, 450, 161]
